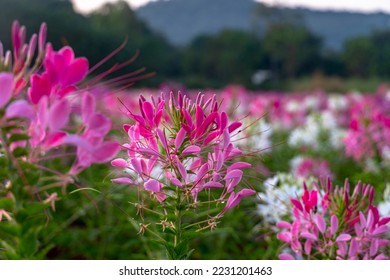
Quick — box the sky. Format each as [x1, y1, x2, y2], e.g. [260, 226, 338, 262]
[71, 0, 390, 14]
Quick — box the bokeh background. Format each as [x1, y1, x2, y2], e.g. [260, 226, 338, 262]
[2, 0, 390, 260]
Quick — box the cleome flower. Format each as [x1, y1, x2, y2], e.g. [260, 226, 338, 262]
[277, 178, 390, 260]
[111, 91, 255, 220]
[1, 21, 119, 175]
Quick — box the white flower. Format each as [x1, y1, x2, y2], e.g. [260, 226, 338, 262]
[328, 95, 348, 111]
[378, 184, 390, 216]
[285, 100, 301, 113]
[288, 111, 345, 150]
[303, 96, 320, 111]
[258, 173, 315, 223]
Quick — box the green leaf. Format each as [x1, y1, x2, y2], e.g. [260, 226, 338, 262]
[12, 147, 28, 158]
[0, 223, 20, 236]
[19, 228, 40, 258]
[0, 197, 14, 209]
[8, 133, 30, 143]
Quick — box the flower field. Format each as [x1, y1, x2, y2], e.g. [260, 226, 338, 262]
[1, 22, 389, 260]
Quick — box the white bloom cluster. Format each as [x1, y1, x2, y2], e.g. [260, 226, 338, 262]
[327, 94, 348, 111]
[378, 184, 390, 217]
[257, 173, 315, 224]
[232, 118, 273, 153]
[288, 111, 346, 150]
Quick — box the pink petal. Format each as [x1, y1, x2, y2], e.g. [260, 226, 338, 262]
[194, 163, 209, 182]
[348, 238, 358, 258]
[290, 198, 303, 212]
[228, 162, 251, 170]
[42, 131, 66, 149]
[0, 72, 13, 107]
[144, 179, 161, 192]
[111, 177, 134, 184]
[315, 215, 326, 234]
[374, 254, 388, 260]
[203, 131, 219, 145]
[224, 169, 243, 180]
[279, 253, 295, 260]
[225, 192, 240, 209]
[337, 241, 348, 257]
[49, 98, 70, 131]
[370, 239, 379, 257]
[156, 128, 168, 150]
[156, 191, 166, 203]
[138, 148, 161, 157]
[130, 159, 142, 175]
[181, 145, 201, 156]
[276, 221, 292, 229]
[111, 158, 128, 168]
[366, 210, 374, 230]
[87, 113, 112, 136]
[82, 93, 96, 123]
[359, 212, 367, 228]
[304, 240, 312, 255]
[309, 190, 318, 209]
[28, 73, 51, 104]
[175, 128, 186, 150]
[228, 121, 242, 133]
[92, 141, 119, 163]
[142, 101, 154, 126]
[63, 57, 89, 85]
[301, 232, 318, 241]
[354, 223, 363, 237]
[236, 188, 256, 198]
[169, 177, 183, 187]
[196, 112, 217, 137]
[59, 46, 75, 64]
[195, 105, 204, 128]
[372, 225, 388, 236]
[277, 232, 292, 243]
[330, 215, 339, 236]
[5, 100, 34, 119]
[336, 233, 352, 242]
[203, 182, 224, 189]
[61, 134, 92, 151]
[379, 217, 390, 226]
[57, 85, 77, 98]
[220, 111, 228, 131]
[176, 160, 187, 180]
[222, 128, 230, 149]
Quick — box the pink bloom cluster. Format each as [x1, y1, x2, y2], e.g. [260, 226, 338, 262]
[277, 179, 390, 260]
[112, 91, 255, 217]
[1, 21, 118, 175]
[291, 157, 333, 179]
[343, 96, 390, 162]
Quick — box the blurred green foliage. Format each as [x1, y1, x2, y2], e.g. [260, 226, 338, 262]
[1, 0, 390, 90]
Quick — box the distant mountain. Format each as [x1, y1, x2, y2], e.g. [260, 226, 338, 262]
[137, 0, 390, 50]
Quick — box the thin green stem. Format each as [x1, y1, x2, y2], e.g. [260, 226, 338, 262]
[174, 186, 182, 247]
[0, 129, 33, 198]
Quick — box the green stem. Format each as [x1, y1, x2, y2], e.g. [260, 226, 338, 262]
[0, 129, 33, 198]
[174, 186, 182, 247]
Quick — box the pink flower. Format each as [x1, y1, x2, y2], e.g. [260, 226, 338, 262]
[277, 178, 390, 260]
[112, 92, 254, 218]
[0, 72, 13, 108]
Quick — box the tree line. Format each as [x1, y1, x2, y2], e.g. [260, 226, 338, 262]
[1, 0, 390, 89]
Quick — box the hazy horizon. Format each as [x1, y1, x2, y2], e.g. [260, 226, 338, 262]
[71, 0, 390, 14]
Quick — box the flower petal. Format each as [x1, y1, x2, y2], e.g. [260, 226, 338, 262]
[111, 177, 134, 184]
[111, 158, 128, 168]
[336, 233, 352, 242]
[0, 72, 13, 107]
[279, 253, 295, 260]
[144, 179, 161, 192]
